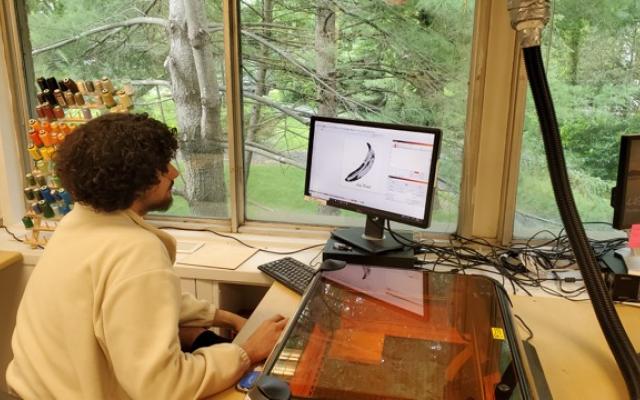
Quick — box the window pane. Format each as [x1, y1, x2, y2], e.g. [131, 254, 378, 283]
[515, 1, 637, 238]
[23, 0, 229, 218]
[240, 0, 475, 232]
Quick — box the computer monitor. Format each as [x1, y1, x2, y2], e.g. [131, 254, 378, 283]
[612, 134, 640, 230]
[304, 116, 441, 253]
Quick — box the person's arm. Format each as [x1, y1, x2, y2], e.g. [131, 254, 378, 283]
[179, 293, 247, 331]
[102, 267, 251, 399]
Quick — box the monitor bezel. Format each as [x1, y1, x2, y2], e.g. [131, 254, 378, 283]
[303, 115, 442, 229]
[612, 134, 640, 230]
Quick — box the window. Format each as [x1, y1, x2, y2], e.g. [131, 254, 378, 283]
[6, 0, 522, 238]
[515, 0, 639, 237]
[22, 0, 231, 219]
[240, 0, 475, 232]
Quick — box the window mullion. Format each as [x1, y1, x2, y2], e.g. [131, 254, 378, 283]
[222, 0, 245, 232]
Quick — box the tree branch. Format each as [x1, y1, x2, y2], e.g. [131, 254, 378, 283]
[32, 17, 169, 55]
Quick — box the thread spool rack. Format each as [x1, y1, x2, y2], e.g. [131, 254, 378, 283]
[22, 214, 56, 249]
[20, 75, 135, 248]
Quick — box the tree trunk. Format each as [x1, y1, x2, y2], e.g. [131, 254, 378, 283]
[315, 0, 340, 216]
[167, 0, 226, 216]
[245, 0, 273, 184]
[315, 0, 337, 117]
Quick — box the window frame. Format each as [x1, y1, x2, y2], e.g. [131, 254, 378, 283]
[1, 0, 528, 245]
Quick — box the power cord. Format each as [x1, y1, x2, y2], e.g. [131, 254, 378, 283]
[157, 225, 325, 255]
[0, 224, 45, 250]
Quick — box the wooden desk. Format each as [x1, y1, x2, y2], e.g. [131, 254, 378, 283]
[211, 286, 639, 400]
[511, 296, 640, 400]
[0, 251, 21, 272]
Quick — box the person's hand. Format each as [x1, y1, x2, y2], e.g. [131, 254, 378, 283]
[240, 314, 288, 364]
[214, 310, 248, 332]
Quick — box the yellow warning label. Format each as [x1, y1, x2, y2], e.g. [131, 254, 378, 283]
[491, 327, 505, 340]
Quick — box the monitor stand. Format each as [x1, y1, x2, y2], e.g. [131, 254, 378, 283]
[331, 215, 412, 254]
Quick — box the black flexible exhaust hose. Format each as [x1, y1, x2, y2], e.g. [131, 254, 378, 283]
[523, 45, 640, 398]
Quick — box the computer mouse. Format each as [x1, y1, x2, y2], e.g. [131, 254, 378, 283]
[248, 375, 291, 400]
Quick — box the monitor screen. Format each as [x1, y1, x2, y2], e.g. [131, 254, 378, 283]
[612, 135, 640, 230]
[304, 116, 441, 231]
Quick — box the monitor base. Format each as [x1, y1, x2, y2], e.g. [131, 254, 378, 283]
[331, 227, 411, 254]
[322, 237, 416, 268]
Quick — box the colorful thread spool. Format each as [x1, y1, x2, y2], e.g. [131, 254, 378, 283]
[40, 200, 55, 218]
[27, 144, 42, 161]
[25, 173, 36, 186]
[23, 187, 35, 200]
[21, 216, 34, 229]
[40, 186, 54, 203]
[74, 92, 85, 106]
[31, 201, 42, 214]
[58, 188, 73, 205]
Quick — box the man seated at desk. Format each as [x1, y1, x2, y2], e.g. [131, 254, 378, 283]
[6, 113, 287, 399]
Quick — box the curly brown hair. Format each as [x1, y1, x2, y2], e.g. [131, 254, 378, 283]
[55, 113, 178, 212]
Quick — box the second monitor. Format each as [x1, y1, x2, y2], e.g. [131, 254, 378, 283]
[304, 116, 441, 253]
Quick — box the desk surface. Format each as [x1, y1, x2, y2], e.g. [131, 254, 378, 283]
[0, 251, 21, 272]
[212, 285, 639, 400]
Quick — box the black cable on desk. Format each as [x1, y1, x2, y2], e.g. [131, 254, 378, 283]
[157, 225, 325, 255]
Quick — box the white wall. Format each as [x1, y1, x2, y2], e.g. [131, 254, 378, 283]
[0, 31, 26, 225]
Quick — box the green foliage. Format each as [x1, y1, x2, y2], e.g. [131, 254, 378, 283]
[561, 115, 640, 181]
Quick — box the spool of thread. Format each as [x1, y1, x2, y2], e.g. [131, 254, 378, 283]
[35, 160, 49, 174]
[46, 77, 60, 91]
[59, 203, 71, 215]
[40, 185, 54, 203]
[36, 91, 45, 104]
[101, 77, 114, 93]
[82, 108, 92, 120]
[21, 215, 34, 229]
[56, 132, 66, 143]
[117, 90, 133, 109]
[40, 200, 54, 219]
[42, 89, 56, 105]
[35, 173, 47, 187]
[50, 121, 60, 134]
[58, 188, 73, 205]
[101, 89, 116, 108]
[29, 128, 44, 147]
[35, 104, 45, 118]
[85, 79, 95, 93]
[58, 80, 68, 92]
[77, 80, 87, 93]
[39, 147, 53, 161]
[23, 187, 35, 200]
[93, 79, 103, 93]
[74, 92, 85, 106]
[27, 144, 42, 161]
[63, 90, 75, 106]
[25, 173, 36, 186]
[51, 175, 62, 188]
[39, 130, 53, 147]
[32, 187, 42, 201]
[31, 202, 42, 215]
[52, 105, 65, 119]
[50, 189, 61, 201]
[63, 78, 79, 93]
[41, 102, 55, 120]
[59, 123, 71, 135]
[36, 77, 47, 91]
[41, 120, 51, 133]
[28, 119, 41, 131]
[53, 89, 67, 108]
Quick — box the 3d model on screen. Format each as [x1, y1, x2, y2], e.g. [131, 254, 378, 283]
[345, 142, 375, 182]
